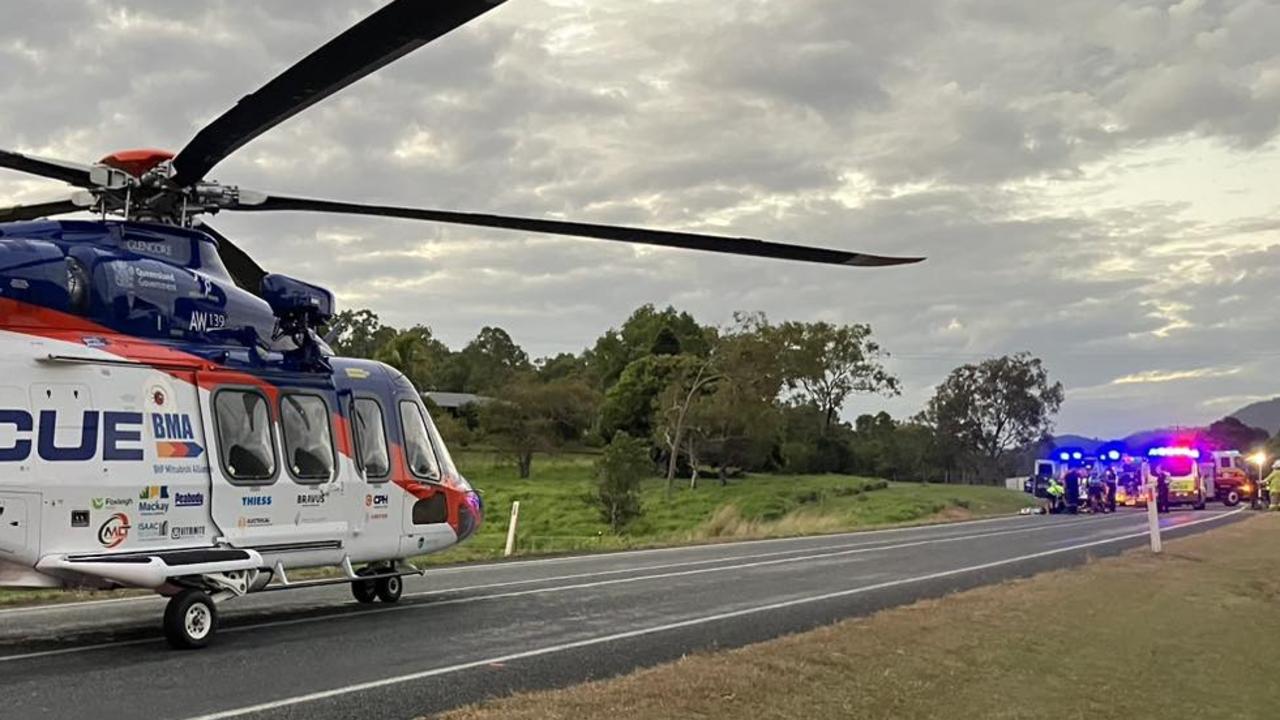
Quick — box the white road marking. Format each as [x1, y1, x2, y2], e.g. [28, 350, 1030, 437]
[181, 507, 1244, 720]
[0, 512, 1136, 663]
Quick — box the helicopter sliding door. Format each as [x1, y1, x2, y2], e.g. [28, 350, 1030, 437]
[199, 372, 349, 558]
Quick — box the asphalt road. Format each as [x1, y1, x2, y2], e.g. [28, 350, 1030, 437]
[0, 506, 1244, 720]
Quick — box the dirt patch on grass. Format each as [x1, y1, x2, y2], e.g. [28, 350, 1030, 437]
[435, 515, 1279, 720]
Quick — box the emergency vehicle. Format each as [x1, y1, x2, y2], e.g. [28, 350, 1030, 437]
[1201, 450, 1255, 507]
[1144, 447, 1209, 510]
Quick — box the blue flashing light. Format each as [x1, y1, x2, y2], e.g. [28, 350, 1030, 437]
[1106, 450, 1121, 461]
[1058, 452, 1070, 461]
[1071, 451, 1083, 460]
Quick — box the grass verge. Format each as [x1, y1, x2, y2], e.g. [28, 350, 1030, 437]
[437, 514, 1278, 720]
[425, 454, 1037, 564]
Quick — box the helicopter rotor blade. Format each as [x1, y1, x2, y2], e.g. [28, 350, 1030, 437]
[0, 149, 96, 188]
[0, 198, 84, 223]
[194, 222, 268, 293]
[228, 194, 925, 268]
[171, 0, 509, 187]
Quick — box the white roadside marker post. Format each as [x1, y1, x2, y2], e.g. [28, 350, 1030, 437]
[1146, 474, 1162, 554]
[504, 501, 521, 557]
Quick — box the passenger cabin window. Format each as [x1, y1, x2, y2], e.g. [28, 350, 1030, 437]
[280, 394, 336, 482]
[353, 398, 390, 480]
[214, 390, 276, 482]
[399, 401, 440, 480]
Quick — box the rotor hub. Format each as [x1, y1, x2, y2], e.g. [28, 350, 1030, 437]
[99, 149, 175, 179]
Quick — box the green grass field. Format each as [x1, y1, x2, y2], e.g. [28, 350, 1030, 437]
[429, 451, 1037, 564]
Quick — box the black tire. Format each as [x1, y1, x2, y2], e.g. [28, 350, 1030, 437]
[164, 589, 218, 650]
[1224, 490, 1241, 507]
[352, 579, 377, 604]
[375, 575, 403, 604]
[1193, 494, 1207, 511]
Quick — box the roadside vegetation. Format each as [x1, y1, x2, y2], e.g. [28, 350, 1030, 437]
[425, 452, 1036, 564]
[437, 516, 1279, 720]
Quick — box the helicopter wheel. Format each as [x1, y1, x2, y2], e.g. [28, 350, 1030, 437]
[164, 589, 219, 650]
[375, 575, 403, 604]
[352, 572, 378, 604]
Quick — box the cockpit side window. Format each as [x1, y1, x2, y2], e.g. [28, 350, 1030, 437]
[213, 389, 277, 484]
[353, 397, 390, 481]
[399, 400, 441, 481]
[280, 393, 336, 483]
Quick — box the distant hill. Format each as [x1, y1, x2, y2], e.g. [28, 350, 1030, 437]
[1049, 434, 1103, 451]
[1230, 397, 1280, 435]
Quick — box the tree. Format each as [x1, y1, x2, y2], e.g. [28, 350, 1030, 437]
[1205, 416, 1268, 452]
[655, 356, 719, 495]
[595, 432, 649, 531]
[583, 305, 712, 388]
[921, 353, 1064, 481]
[598, 354, 694, 441]
[325, 309, 398, 358]
[372, 325, 449, 390]
[477, 375, 598, 478]
[685, 323, 786, 481]
[776, 321, 899, 433]
[446, 326, 532, 393]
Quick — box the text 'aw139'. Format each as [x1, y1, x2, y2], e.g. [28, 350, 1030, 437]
[0, 0, 923, 649]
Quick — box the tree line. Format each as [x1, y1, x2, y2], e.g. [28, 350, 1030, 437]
[326, 304, 1067, 488]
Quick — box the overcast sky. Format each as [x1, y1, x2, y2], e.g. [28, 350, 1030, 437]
[2, 0, 1279, 438]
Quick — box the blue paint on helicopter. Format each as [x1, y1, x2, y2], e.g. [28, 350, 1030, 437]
[0, 220, 333, 366]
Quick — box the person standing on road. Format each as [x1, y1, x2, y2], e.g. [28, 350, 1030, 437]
[1266, 461, 1280, 510]
[1156, 470, 1170, 514]
[1063, 469, 1081, 514]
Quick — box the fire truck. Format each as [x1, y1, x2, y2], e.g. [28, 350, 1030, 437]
[1201, 450, 1255, 506]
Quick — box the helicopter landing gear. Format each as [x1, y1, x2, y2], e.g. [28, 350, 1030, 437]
[164, 589, 219, 650]
[375, 574, 402, 604]
[351, 565, 404, 604]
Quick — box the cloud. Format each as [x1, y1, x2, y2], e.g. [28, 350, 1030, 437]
[2, 0, 1280, 440]
[1111, 366, 1243, 386]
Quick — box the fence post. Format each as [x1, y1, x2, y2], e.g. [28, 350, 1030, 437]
[504, 501, 521, 557]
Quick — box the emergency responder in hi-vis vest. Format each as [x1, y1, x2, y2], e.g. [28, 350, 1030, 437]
[1265, 461, 1280, 510]
[1046, 477, 1065, 514]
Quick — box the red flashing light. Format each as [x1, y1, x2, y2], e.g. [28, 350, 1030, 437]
[99, 149, 175, 178]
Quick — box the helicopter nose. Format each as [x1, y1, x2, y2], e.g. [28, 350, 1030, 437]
[456, 491, 483, 542]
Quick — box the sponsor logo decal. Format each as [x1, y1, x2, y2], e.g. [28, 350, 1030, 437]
[136, 520, 169, 542]
[125, 239, 173, 258]
[82, 336, 108, 349]
[138, 485, 170, 515]
[151, 413, 204, 459]
[170, 525, 206, 541]
[236, 517, 271, 529]
[98, 513, 131, 548]
[297, 492, 327, 507]
[365, 493, 389, 508]
[174, 491, 205, 508]
[71, 510, 90, 528]
[91, 497, 133, 510]
[242, 495, 272, 507]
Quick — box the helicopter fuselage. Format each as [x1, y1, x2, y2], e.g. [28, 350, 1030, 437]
[0, 219, 481, 592]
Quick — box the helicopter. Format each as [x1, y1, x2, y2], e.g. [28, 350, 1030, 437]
[0, 0, 924, 650]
